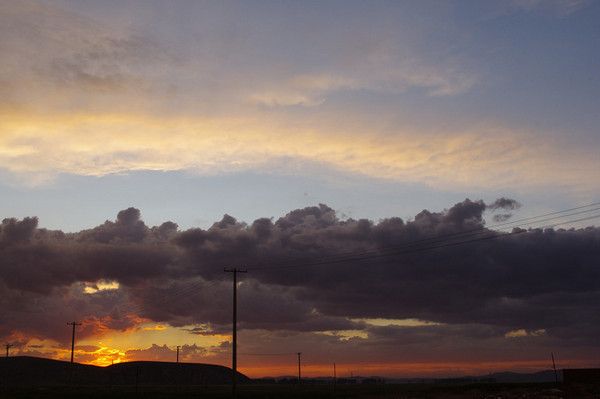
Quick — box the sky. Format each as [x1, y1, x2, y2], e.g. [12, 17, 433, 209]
[0, 0, 599, 378]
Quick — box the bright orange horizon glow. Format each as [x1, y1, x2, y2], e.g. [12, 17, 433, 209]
[11, 333, 599, 378]
[42, 350, 599, 378]
[236, 358, 599, 378]
[9, 322, 600, 377]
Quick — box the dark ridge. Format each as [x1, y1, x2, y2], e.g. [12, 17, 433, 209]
[0, 356, 250, 386]
[483, 370, 562, 383]
[106, 360, 250, 385]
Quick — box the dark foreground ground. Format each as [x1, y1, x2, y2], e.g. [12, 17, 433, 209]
[2, 358, 598, 398]
[1, 382, 599, 399]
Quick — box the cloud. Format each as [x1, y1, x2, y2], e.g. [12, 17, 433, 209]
[511, 0, 592, 15]
[488, 198, 522, 222]
[1, 113, 599, 192]
[0, 0, 598, 373]
[505, 328, 546, 338]
[124, 344, 175, 362]
[123, 343, 218, 363]
[0, 2, 598, 194]
[0, 1, 475, 113]
[0, 199, 599, 370]
[248, 61, 477, 107]
[0, 216, 38, 244]
[489, 198, 522, 211]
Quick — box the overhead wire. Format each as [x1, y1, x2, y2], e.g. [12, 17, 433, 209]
[248, 208, 600, 271]
[118, 204, 600, 325]
[126, 278, 223, 316]
[244, 202, 600, 271]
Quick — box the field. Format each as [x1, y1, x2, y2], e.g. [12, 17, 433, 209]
[2, 358, 598, 398]
[1, 382, 598, 399]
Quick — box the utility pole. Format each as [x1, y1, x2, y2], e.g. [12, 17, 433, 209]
[176, 346, 180, 363]
[5, 343, 13, 358]
[297, 352, 302, 383]
[333, 362, 336, 380]
[551, 352, 559, 384]
[333, 362, 336, 393]
[67, 321, 81, 363]
[224, 267, 247, 399]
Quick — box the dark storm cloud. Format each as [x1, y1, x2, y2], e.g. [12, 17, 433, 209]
[492, 213, 513, 222]
[489, 197, 521, 211]
[1, 217, 38, 244]
[1, 199, 599, 353]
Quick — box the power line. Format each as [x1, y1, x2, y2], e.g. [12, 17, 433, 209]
[121, 203, 600, 311]
[244, 201, 600, 271]
[249, 212, 600, 271]
[126, 278, 222, 316]
[238, 352, 297, 356]
[91, 205, 600, 362]
[123, 208, 600, 318]
[245, 204, 600, 270]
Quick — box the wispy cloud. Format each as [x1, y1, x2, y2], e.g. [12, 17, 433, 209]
[248, 59, 478, 107]
[1, 113, 598, 193]
[511, 0, 592, 15]
[3, 1, 595, 193]
[0, 0, 479, 114]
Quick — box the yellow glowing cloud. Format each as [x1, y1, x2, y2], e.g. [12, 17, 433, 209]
[83, 280, 120, 294]
[142, 324, 168, 331]
[352, 318, 442, 327]
[504, 328, 546, 338]
[317, 330, 369, 341]
[0, 112, 597, 192]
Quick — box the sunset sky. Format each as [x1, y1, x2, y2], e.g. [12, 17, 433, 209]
[1, 0, 599, 378]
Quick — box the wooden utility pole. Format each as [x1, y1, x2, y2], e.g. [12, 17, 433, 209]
[176, 346, 180, 363]
[5, 343, 13, 358]
[333, 362, 336, 380]
[224, 268, 247, 398]
[297, 352, 302, 383]
[333, 362, 337, 393]
[551, 352, 559, 383]
[67, 321, 81, 363]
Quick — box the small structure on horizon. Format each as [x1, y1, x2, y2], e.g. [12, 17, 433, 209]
[563, 368, 600, 385]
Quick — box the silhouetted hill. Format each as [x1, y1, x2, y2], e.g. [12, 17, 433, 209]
[108, 360, 250, 386]
[0, 356, 104, 386]
[0, 356, 250, 387]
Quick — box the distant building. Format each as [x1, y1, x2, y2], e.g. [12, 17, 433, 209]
[563, 368, 600, 385]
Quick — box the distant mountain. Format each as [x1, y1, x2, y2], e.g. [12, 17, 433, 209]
[0, 356, 250, 386]
[385, 370, 561, 384]
[483, 370, 560, 383]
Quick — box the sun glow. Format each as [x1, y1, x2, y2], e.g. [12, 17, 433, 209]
[84, 345, 126, 366]
[353, 318, 442, 327]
